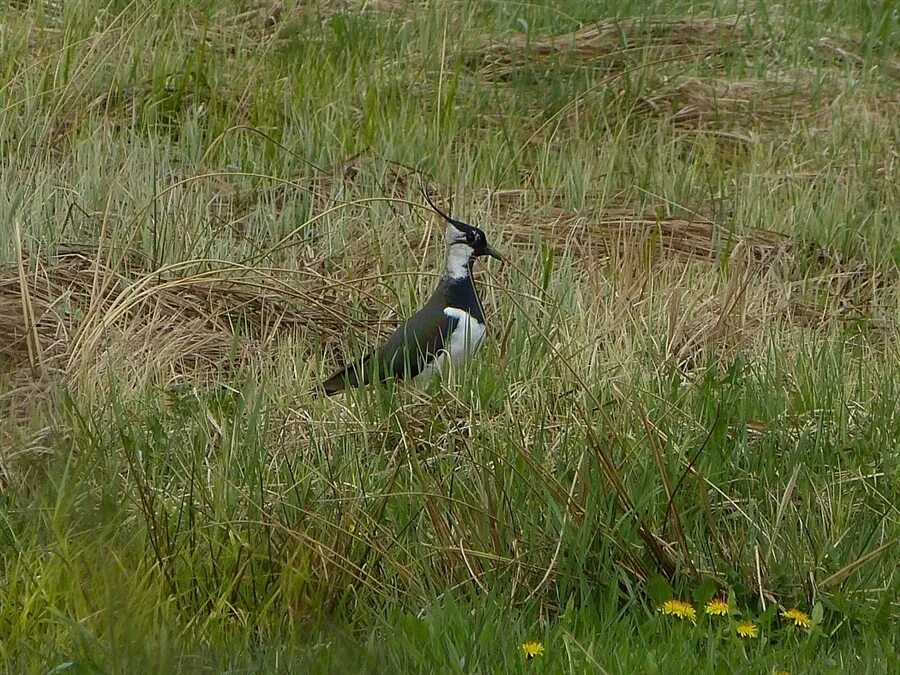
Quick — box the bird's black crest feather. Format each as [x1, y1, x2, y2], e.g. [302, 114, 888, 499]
[421, 186, 474, 234]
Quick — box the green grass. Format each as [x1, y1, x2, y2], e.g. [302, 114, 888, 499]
[0, 0, 898, 672]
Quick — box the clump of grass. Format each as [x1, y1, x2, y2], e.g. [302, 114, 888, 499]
[0, 242, 352, 382]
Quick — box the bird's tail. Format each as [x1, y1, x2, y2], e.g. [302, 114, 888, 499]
[315, 356, 371, 396]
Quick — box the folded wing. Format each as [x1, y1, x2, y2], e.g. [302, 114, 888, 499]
[320, 309, 459, 395]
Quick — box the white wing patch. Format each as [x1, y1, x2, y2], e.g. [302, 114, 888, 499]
[414, 307, 486, 385]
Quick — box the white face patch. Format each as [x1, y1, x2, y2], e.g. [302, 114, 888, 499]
[445, 243, 474, 280]
[414, 307, 486, 385]
[444, 222, 467, 245]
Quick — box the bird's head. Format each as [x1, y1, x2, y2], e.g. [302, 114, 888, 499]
[423, 188, 503, 263]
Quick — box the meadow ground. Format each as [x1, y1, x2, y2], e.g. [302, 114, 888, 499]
[0, 0, 898, 672]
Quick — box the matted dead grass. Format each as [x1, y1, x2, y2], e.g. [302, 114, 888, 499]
[464, 16, 748, 81]
[0, 243, 370, 388]
[814, 36, 900, 79]
[631, 76, 824, 132]
[503, 203, 896, 331]
[458, 16, 898, 140]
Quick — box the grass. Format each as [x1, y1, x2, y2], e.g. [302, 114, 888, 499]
[0, 0, 898, 672]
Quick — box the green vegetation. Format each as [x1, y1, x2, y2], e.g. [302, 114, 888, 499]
[1, 0, 897, 672]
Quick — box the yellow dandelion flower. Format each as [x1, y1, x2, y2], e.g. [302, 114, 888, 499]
[705, 598, 730, 616]
[736, 620, 759, 638]
[781, 607, 811, 628]
[347, 522, 356, 533]
[659, 599, 697, 623]
[521, 641, 544, 659]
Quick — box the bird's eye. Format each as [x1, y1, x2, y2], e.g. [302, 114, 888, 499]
[465, 232, 477, 244]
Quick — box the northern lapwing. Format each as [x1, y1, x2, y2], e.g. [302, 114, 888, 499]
[319, 190, 502, 395]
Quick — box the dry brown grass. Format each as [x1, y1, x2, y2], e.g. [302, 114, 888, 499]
[0, 243, 368, 388]
[464, 16, 748, 81]
[506, 202, 894, 323]
[814, 35, 900, 79]
[631, 76, 824, 132]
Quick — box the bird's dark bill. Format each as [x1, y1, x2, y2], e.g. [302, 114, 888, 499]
[485, 245, 503, 261]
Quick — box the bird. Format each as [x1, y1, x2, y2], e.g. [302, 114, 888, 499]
[319, 189, 502, 395]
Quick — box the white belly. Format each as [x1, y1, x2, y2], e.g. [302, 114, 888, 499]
[414, 307, 486, 384]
